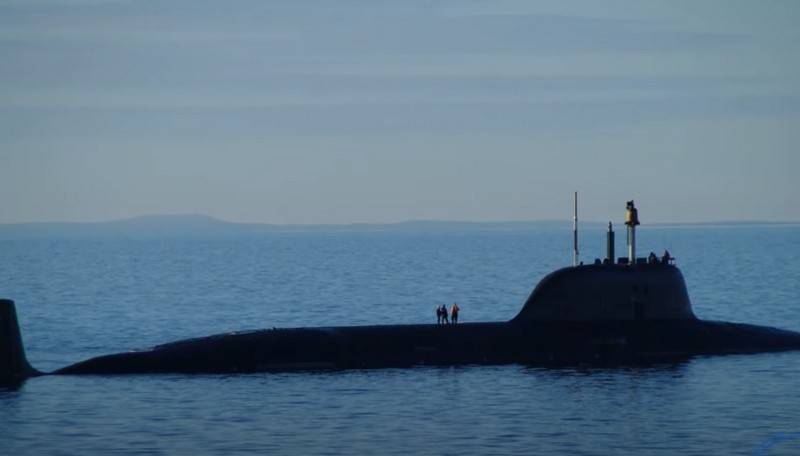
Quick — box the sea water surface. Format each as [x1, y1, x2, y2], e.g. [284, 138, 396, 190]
[1, 225, 799, 455]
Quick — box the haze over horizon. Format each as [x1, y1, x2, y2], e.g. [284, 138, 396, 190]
[2, 0, 799, 225]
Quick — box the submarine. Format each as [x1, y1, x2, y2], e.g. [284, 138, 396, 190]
[3, 200, 800, 386]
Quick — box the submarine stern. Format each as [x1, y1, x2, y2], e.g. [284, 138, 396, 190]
[0, 299, 41, 386]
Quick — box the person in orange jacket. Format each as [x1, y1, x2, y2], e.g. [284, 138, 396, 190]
[451, 303, 460, 324]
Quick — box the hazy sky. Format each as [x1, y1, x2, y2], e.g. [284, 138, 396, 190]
[1, 0, 799, 224]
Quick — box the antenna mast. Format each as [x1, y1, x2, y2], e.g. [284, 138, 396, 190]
[573, 191, 579, 267]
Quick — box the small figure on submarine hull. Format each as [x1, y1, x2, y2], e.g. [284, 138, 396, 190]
[451, 303, 460, 324]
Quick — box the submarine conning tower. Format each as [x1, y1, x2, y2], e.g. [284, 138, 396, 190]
[513, 199, 696, 322]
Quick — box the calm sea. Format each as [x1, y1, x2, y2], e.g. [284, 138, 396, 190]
[1, 225, 799, 455]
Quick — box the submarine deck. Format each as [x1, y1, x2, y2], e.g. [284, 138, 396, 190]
[51, 318, 800, 376]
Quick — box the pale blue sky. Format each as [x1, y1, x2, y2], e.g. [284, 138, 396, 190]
[1, 0, 799, 224]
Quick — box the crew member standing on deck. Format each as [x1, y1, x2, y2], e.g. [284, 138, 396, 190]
[441, 304, 449, 324]
[451, 303, 460, 324]
[436, 305, 442, 324]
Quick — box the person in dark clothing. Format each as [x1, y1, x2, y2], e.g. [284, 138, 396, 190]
[441, 305, 449, 324]
[436, 306, 442, 324]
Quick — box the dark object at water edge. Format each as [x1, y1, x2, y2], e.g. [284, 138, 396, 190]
[3, 262, 800, 387]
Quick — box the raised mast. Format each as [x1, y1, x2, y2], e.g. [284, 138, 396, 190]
[573, 191, 579, 267]
[625, 200, 640, 264]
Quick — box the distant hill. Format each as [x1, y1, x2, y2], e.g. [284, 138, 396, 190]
[0, 215, 595, 239]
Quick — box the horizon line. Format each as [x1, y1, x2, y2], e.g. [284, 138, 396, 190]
[1, 213, 799, 228]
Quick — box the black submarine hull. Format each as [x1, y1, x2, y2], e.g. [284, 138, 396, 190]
[52, 319, 800, 376]
[3, 264, 800, 384]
